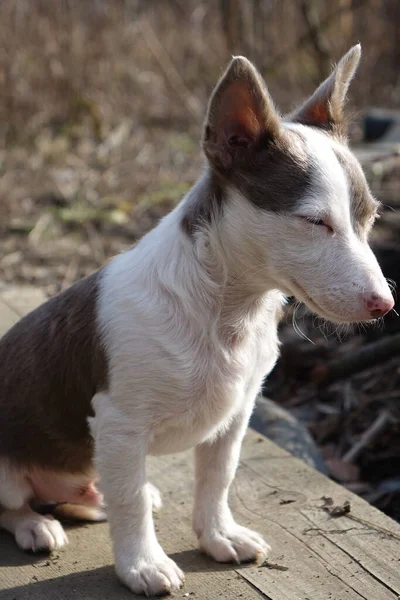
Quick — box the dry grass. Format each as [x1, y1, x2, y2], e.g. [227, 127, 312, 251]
[0, 0, 399, 294]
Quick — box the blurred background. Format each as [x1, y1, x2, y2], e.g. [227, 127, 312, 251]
[0, 1, 399, 520]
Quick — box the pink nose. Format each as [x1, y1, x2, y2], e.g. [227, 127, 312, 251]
[362, 292, 394, 318]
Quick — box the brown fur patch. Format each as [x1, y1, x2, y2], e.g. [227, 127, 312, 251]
[182, 128, 313, 237]
[0, 271, 108, 474]
[224, 129, 313, 213]
[189, 49, 361, 234]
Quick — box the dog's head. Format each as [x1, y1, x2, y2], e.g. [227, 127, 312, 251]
[203, 45, 393, 324]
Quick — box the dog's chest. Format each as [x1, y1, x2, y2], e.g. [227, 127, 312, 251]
[149, 314, 280, 455]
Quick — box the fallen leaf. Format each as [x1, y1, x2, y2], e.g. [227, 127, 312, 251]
[320, 496, 333, 507]
[330, 500, 351, 518]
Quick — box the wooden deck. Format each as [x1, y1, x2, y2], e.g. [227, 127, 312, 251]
[1, 286, 400, 600]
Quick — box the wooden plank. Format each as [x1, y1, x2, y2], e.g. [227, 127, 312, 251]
[233, 436, 400, 600]
[0, 286, 400, 599]
[1, 433, 399, 600]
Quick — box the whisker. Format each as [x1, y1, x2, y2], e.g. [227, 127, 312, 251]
[292, 301, 315, 344]
[386, 277, 397, 289]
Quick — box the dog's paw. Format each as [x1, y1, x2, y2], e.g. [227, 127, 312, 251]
[198, 524, 270, 564]
[117, 553, 184, 596]
[148, 483, 163, 512]
[15, 514, 68, 552]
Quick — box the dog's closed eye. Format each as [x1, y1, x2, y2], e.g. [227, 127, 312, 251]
[298, 215, 333, 233]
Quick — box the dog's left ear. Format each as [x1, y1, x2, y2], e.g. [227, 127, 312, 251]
[290, 44, 361, 136]
[203, 56, 281, 170]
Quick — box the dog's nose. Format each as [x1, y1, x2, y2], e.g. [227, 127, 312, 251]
[362, 292, 394, 318]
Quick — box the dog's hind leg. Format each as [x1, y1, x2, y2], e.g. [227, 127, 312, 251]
[39, 502, 107, 523]
[0, 505, 68, 552]
[0, 459, 66, 552]
[45, 483, 161, 524]
[45, 482, 161, 525]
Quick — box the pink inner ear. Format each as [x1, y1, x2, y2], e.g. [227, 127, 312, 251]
[307, 103, 330, 126]
[302, 102, 330, 127]
[217, 80, 262, 145]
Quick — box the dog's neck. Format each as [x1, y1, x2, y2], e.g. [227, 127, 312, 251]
[205, 187, 284, 340]
[152, 171, 285, 343]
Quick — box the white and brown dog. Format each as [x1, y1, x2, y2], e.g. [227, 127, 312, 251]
[0, 45, 394, 596]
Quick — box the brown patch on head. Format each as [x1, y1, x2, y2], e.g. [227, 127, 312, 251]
[182, 57, 315, 234]
[182, 130, 313, 236]
[226, 128, 313, 212]
[185, 48, 362, 235]
[333, 146, 379, 233]
[289, 45, 361, 140]
[0, 271, 108, 474]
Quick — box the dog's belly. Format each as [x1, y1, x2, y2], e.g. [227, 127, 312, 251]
[26, 470, 102, 506]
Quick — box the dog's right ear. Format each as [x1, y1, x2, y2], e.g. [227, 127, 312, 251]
[203, 57, 281, 171]
[289, 44, 361, 137]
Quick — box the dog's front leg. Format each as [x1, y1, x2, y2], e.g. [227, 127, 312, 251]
[90, 393, 184, 596]
[193, 408, 270, 564]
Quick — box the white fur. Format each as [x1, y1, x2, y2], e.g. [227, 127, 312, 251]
[0, 506, 68, 551]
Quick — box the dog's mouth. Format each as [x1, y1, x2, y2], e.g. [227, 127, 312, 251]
[288, 278, 357, 324]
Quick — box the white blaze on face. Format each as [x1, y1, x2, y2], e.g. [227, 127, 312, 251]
[262, 123, 394, 323]
[287, 124, 351, 230]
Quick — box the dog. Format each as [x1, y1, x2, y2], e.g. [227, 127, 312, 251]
[0, 44, 394, 596]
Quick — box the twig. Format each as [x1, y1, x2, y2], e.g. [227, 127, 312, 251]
[300, 0, 331, 79]
[28, 213, 53, 246]
[312, 331, 400, 388]
[61, 256, 79, 291]
[342, 411, 393, 463]
[85, 222, 105, 264]
[139, 17, 202, 120]
[264, 0, 366, 75]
